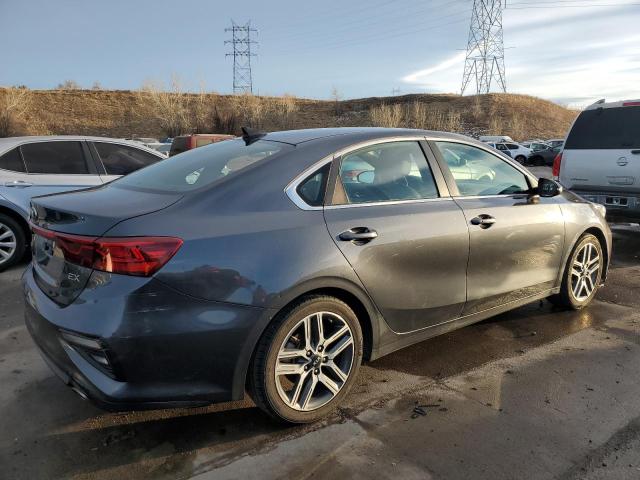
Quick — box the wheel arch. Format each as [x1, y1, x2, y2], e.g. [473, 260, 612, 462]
[237, 278, 382, 400]
[0, 204, 30, 246]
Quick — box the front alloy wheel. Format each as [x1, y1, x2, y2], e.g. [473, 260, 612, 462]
[250, 296, 363, 423]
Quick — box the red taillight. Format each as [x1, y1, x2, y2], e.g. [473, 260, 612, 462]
[623, 101, 640, 107]
[552, 151, 563, 178]
[31, 225, 182, 277]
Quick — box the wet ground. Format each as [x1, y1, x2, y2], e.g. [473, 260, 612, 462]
[0, 222, 639, 479]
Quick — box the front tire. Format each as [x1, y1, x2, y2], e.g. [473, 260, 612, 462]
[515, 155, 526, 164]
[0, 214, 26, 272]
[249, 295, 363, 423]
[549, 233, 603, 309]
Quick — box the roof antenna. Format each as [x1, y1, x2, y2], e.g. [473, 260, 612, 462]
[241, 126, 266, 146]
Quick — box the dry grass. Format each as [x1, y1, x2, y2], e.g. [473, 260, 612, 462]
[0, 87, 32, 137]
[0, 88, 578, 141]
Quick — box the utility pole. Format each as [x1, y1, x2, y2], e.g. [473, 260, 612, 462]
[225, 20, 258, 94]
[461, 0, 506, 95]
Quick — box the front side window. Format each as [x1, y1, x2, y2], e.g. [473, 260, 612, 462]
[506, 143, 519, 150]
[94, 142, 160, 175]
[435, 142, 530, 197]
[338, 141, 438, 204]
[0, 148, 26, 172]
[116, 138, 290, 193]
[20, 141, 88, 174]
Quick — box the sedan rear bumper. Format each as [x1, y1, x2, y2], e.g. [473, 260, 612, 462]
[23, 266, 270, 411]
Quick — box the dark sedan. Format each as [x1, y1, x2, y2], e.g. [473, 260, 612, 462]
[527, 144, 562, 166]
[23, 128, 611, 423]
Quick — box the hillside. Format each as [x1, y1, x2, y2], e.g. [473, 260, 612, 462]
[0, 88, 577, 141]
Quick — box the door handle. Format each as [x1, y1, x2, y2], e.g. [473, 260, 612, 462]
[4, 180, 33, 188]
[631, 150, 640, 155]
[470, 215, 496, 228]
[339, 227, 378, 243]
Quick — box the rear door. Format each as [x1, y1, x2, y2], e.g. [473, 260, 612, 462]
[90, 141, 163, 183]
[431, 140, 565, 315]
[0, 140, 102, 215]
[324, 139, 469, 333]
[561, 104, 640, 196]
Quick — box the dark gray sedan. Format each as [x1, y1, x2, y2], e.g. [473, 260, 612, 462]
[23, 128, 611, 423]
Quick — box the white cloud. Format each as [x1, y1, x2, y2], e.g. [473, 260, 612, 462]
[401, 52, 467, 85]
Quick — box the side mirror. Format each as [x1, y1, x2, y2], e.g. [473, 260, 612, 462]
[537, 177, 563, 197]
[356, 170, 375, 184]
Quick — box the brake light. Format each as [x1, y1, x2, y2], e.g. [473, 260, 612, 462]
[623, 101, 640, 107]
[552, 152, 563, 178]
[31, 225, 182, 276]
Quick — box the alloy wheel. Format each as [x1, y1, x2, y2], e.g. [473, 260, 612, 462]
[0, 222, 17, 265]
[570, 242, 600, 301]
[274, 311, 354, 411]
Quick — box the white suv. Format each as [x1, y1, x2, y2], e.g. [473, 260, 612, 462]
[484, 141, 531, 164]
[555, 99, 640, 219]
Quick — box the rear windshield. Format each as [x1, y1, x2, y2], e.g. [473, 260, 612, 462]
[115, 139, 290, 192]
[565, 106, 640, 149]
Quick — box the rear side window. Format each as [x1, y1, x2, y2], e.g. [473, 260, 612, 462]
[170, 137, 189, 156]
[297, 163, 330, 207]
[116, 138, 290, 193]
[94, 142, 160, 175]
[20, 141, 88, 174]
[0, 148, 26, 172]
[566, 106, 640, 149]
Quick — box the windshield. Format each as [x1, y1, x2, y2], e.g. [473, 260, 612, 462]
[115, 139, 291, 192]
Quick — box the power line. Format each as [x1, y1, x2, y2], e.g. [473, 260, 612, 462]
[461, 0, 507, 95]
[225, 20, 258, 94]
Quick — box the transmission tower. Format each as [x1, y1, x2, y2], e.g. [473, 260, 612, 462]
[225, 21, 258, 94]
[461, 0, 506, 95]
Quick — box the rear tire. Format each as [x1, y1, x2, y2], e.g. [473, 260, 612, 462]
[0, 213, 26, 272]
[548, 233, 603, 310]
[515, 155, 526, 164]
[249, 295, 363, 423]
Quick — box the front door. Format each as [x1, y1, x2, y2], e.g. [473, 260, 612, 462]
[324, 140, 469, 334]
[431, 140, 565, 315]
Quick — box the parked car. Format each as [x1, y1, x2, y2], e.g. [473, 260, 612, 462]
[479, 135, 513, 143]
[547, 139, 565, 149]
[527, 145, 562, 167]
[141, 142, 171, 157]
[555, 99, 640, 218]
[24, 128, 610, 423]
[0, 136, 165, 270]
[521, 141, 552, 152]
[169, 134, 235, 156]
[485, 141, 531, 163]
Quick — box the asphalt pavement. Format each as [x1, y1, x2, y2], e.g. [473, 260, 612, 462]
[0, 220, 639, 480]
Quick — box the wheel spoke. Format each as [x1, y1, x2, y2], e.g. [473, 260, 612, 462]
[327, 335, 353, 359]
[323, 325, 349, 348]
[326, 361, 348, 382]
[289, 370, 310, 407]
[303, 316, 312, 351]
[0, 249, 10, 259]
[318, 372, 340, 395]
[0, 241, 16, 248]
[313, 313, 325, 347]
[276, 362, 305, 376]
[278, 348, 307, 360]
[0, 230, 13, 241]
[299, 375, 318, 410]
[585, 275, 595, 293]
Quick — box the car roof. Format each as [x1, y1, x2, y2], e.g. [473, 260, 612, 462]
[261, 127, 468, 146]
[0, 135, 164, 156]
[585, 99, 640, 110]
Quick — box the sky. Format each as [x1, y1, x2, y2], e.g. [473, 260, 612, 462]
[0, 0, 639, 107]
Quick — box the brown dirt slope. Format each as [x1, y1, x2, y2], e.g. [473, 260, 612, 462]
[0, 88, 577, 140]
